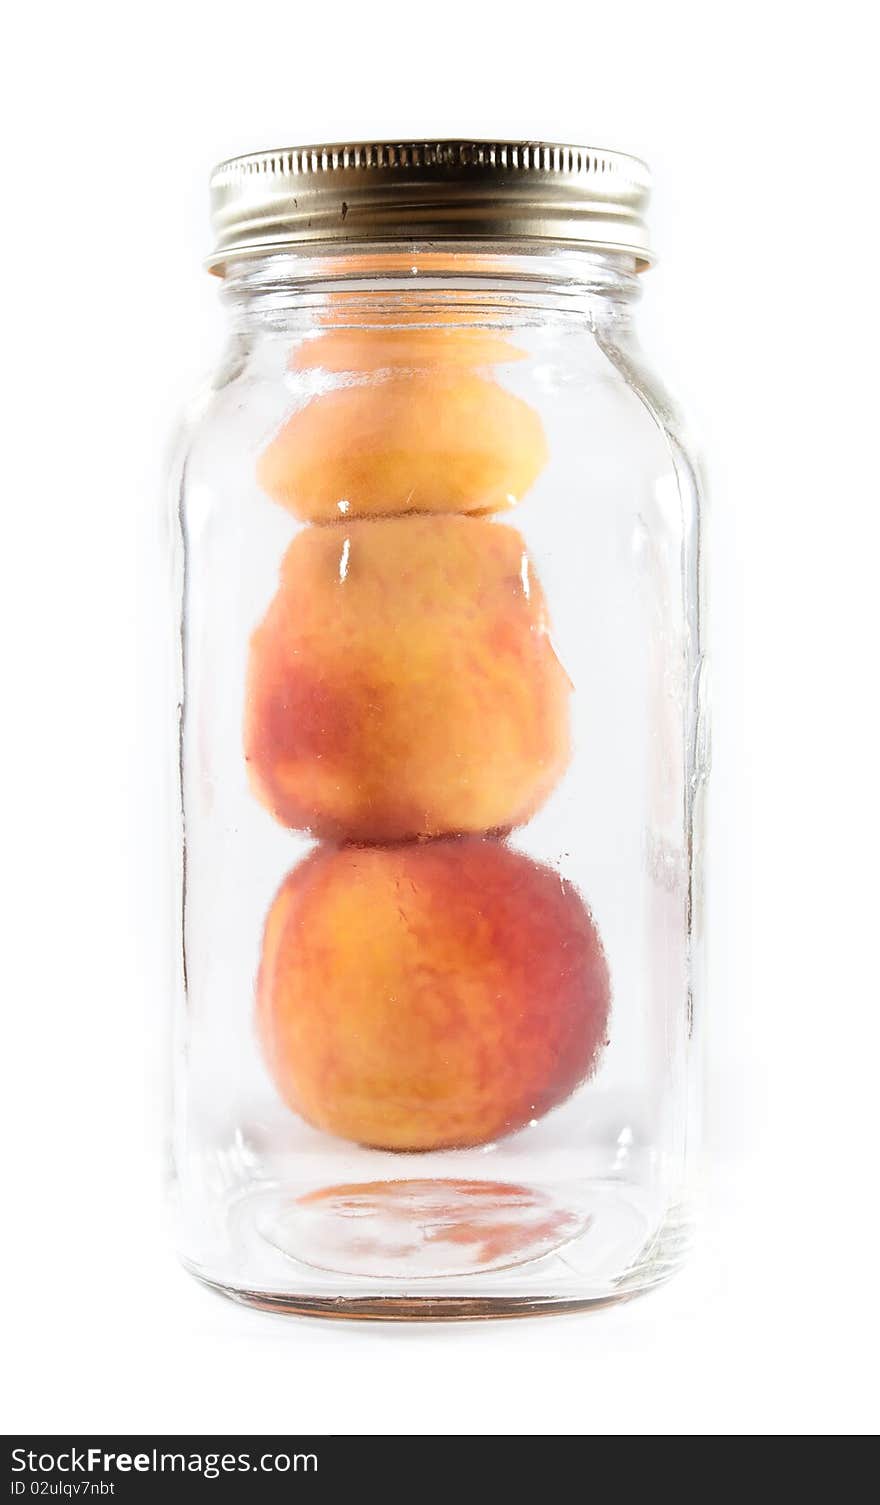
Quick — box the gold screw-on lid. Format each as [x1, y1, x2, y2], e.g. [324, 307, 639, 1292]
[207, 140, 652, 274]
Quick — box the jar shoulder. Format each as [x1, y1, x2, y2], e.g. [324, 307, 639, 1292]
[172, 322, 705, 537]
[596, 328, 707, 509]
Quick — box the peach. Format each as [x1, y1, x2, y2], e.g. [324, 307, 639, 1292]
[290, 322, 526, 374]
[244, 515, 571, 842]
[310, 251, 514, 281]
[256, 839, 610, 1150]
[256, 365, 547, 521]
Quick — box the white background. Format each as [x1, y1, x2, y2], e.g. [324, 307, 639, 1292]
[3, 0, 878, 1437]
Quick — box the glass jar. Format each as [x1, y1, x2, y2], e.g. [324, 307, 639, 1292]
[168, 141, 708, 1318]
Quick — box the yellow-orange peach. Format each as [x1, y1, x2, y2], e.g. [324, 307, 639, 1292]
[256, 367, 547, 520]
[290, 323, 526, 373]
[244, 515, 570, 842]
[310, 251, 514, 280]
[257, 840, 610, 1150]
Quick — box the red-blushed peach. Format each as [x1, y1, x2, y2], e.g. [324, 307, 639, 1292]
[255, 366, 547, 520]
[256, 839, 610, 1150]
[243, 515, 571, 842]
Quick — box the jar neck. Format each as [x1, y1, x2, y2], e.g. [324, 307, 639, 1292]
[217, 243, 642, 335]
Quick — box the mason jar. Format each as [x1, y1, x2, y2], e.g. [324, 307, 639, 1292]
[168, 140, 708, 1318]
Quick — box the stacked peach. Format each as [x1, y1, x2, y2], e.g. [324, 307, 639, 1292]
[257, 319, 547, 520]
[246, 321, 610, 1150]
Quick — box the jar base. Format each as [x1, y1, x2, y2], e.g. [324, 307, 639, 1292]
[257, 1177, 593, 1279]
[179, 1181, 691, 1321]
[188, 1280, 648, 1321]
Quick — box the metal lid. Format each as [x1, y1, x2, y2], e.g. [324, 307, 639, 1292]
[207, 140, 652, 274]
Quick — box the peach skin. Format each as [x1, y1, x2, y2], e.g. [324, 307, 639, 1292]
[256, 839, 611, 1150]
[255, 365, 547, 521]
[289, 321, 527, 374]
[243, 514, 571, 842]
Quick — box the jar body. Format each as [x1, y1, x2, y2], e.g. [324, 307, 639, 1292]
[169, 248, 707, 1317]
